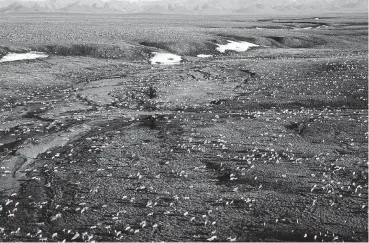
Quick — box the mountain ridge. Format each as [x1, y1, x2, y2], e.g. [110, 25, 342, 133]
[0, 0, 367, 14]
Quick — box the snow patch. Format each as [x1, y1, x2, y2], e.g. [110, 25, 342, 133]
[0, 51, 49, 63]
[197, 54, 213, 58]
[216, 40, 259, 53]
[150, 52, 182, 65]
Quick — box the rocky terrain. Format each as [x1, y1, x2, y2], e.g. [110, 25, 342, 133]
[0, 14, 368, 241]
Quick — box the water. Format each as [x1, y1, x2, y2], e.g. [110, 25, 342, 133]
[216, 40, 259, 53]
[150, 52, 182, 65]
[0, 51, 49, 63]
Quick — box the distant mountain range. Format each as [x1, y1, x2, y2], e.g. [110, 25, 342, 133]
[0, 0, 367, 14]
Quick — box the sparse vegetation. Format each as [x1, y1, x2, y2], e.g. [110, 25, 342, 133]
[0, 13, 367, 242]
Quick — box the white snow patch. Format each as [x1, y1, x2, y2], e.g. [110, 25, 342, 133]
[0, 51, 48, 63]
[197, 54, 213, 58]
[150, 52, 182, 65]
[216, 40, 259, 53]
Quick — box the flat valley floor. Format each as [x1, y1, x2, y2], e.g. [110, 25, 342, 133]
[0, 14, 368, 241]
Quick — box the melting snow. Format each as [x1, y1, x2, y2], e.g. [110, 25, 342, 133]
[197, 54, 213, 58]
[216, 40, 259, 53]
[150, 52, 182, 65]
[0, 51, 49, 63]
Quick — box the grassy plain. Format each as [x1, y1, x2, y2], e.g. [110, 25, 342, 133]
[0, 13, 368, 241]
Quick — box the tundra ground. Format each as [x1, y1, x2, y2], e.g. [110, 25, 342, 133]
[0, 13, 367, 242]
